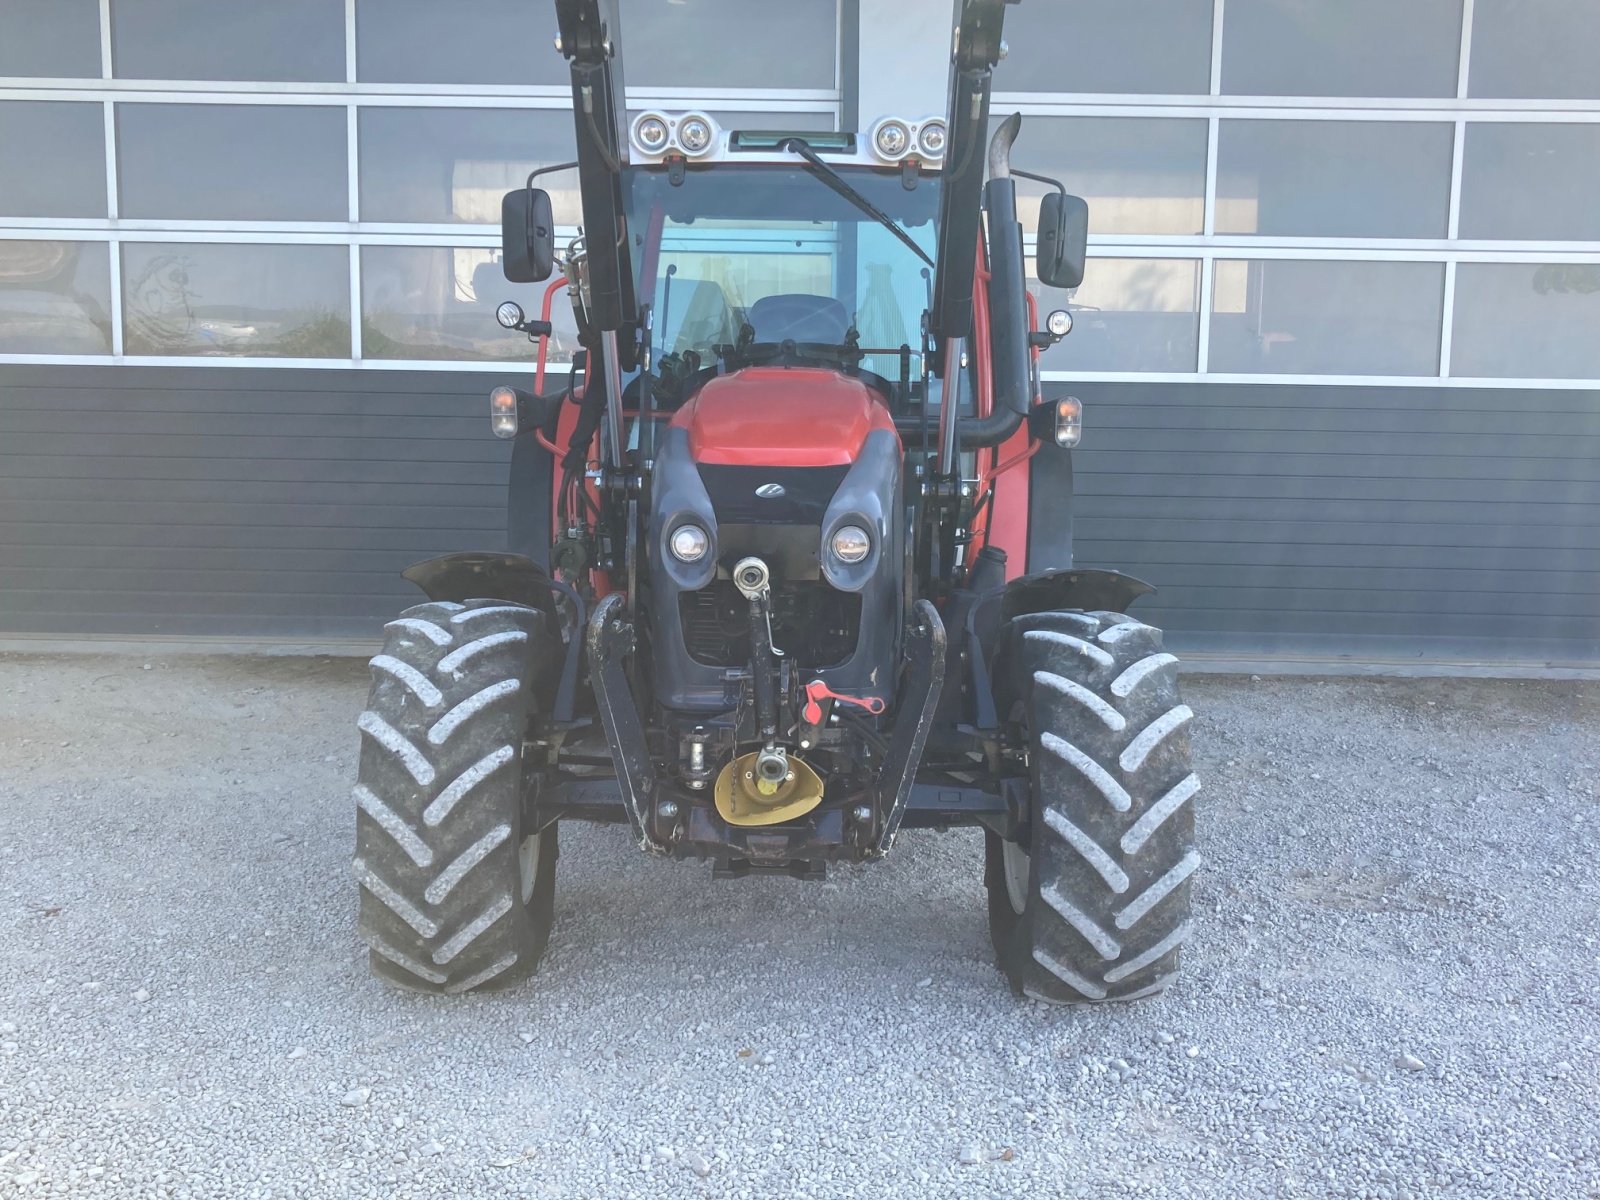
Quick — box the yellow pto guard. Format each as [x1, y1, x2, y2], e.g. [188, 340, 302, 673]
[713, 752, 825, 826]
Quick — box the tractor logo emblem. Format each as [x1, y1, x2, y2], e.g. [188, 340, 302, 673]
[755, 483, 787, 499]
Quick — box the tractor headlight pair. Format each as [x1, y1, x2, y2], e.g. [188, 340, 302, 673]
[673, 524, 867, 566]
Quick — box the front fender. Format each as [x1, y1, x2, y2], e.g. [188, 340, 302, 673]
[402, 551, 558, 622]
[950, 567, 1154, 734]
[999, 567, 1154, 622]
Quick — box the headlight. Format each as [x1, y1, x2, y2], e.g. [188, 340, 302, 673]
[872, 118, 911, 160]
[677, 114, 715, 155]
[916, 119, 947, 160]
[1046, 308, 1072, 337]
[669, 524, 710, 563]
[495, 300, 524, 330]
[830, 525, 871, 564]
[633, 113, 669, 154]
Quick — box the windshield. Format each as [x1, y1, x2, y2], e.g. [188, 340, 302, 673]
[622, 162, 940, 380]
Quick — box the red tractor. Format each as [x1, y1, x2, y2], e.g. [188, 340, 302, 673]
[351, 0, 1198, 1004]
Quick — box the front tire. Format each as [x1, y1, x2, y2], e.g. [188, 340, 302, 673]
[987, 609, 1199, 1004]
[353, 598, 559, 993]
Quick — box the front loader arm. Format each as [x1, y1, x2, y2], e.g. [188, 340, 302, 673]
[553, 0, 637, 344]
[929, 0, 1016, 346]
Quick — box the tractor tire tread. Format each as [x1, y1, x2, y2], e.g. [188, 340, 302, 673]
[353, 598, 558, 994]
[988, 608, 1198, 1005]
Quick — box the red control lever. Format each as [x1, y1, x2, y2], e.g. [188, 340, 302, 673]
[802, 680, 886, 726]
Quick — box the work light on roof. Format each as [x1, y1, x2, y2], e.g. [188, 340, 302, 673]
[633, 113, 670, 153]
[677, 113, 715, 155]
[868, 116, 946, 164]
[632, 111, 719, 159]
[871, 118, 912, 160]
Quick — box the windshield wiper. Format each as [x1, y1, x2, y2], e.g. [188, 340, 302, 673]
[779, 138, 934, 269]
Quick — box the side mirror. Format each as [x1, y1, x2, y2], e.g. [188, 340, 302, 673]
[1036, 191, 1089, 290]
[501, 187, 554, 283]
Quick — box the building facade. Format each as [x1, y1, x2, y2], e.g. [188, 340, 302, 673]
[2, 0, 1598, 663]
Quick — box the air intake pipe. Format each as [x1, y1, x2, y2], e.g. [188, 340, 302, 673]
[896, 113, 1032, 450]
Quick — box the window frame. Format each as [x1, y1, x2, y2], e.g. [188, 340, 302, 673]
[0, 0, 843, 370]
[3, 0, 1600, 385]
[990, 0, 1600, 388]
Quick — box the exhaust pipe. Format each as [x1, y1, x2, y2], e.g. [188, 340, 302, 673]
[983, 113, 1033, 421]
[987, 110, 1019, 182]
[894, 113, 1033, 449]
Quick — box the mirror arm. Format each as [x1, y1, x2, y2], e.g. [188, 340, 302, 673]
[1009, 167, 1066, 196]
[525, 160, 580, 191]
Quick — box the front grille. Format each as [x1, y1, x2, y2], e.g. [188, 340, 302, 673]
[679, 581, 861, 668]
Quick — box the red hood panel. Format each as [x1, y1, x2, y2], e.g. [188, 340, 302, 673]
[671, 367, 898, 466]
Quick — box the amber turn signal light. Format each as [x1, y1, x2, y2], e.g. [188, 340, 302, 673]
[489, 386, 519, 439]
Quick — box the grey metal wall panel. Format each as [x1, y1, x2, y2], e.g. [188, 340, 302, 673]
[0, 364, 510, 638]
[1065, 381, 1600, 663]
[1, 366, 1597, 663]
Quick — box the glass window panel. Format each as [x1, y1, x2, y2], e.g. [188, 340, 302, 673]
[1011, 117, 1207, 236]
[657, 243, 833, 356]
[998, 0, 1214, 95]
[357, 0, 837, 88]
[1215, 120, 1453, 239]
[111, 0, 344, 82]
[121, 243, 349, 358]
[1459, 124, 1600, 242]
[1469, 0, 1600, 100]
[361, 245, 580, 363]
[621, 0, 836, 89]
[359, 108, 578, 225]
[356, 0, 568, 84]
[0, 0, 102, 78]
[0, 240, 112, 354]
[117, 104, 346, 222]
[0, 102, 107, 219]
[1208, 259, 1444, 376]
[1452, 263, 1600, 379]
[1221, 0, 1462, 97]
[1031, 257, 1200, 373]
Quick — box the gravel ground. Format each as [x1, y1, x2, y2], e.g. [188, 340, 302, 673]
[1, 652, 1598, 1199]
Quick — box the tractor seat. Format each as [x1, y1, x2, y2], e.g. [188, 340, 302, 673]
[747, 293, 850, 344]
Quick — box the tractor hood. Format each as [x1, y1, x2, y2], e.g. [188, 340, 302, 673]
[670, 367, 897, 467]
